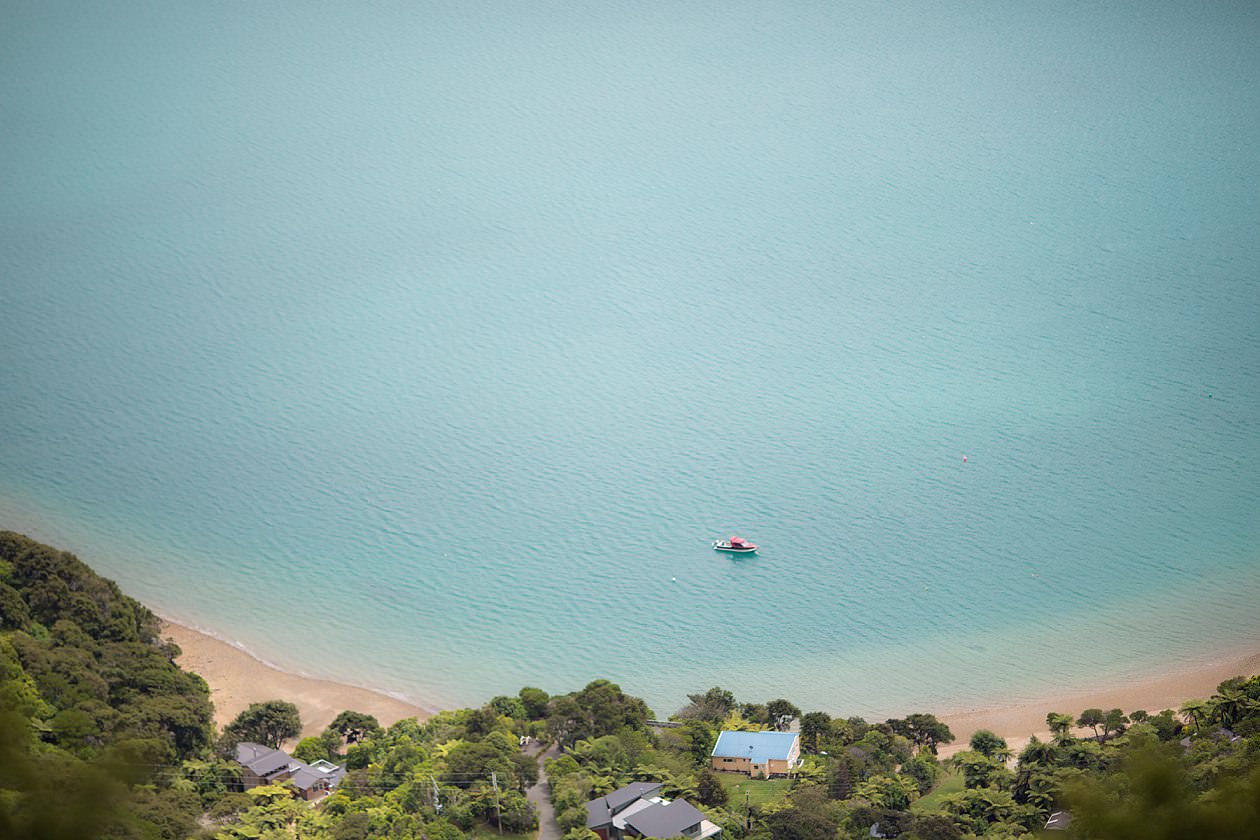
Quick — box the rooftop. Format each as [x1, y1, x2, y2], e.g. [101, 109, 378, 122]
[585, 782, 664, 828]
[233, 741, 344, 794]
[624, 799, 706, 839]
[711, 730, 799, 763]
[234, 742, 293, 778]
[290, 762, 345, 792]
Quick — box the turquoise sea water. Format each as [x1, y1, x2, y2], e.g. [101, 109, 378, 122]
[3, 1, 1259, 717]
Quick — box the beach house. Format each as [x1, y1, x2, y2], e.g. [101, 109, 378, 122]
[710, 730, 801, 778]
[585, 782, 721, 840]
[234, 742, 346, 800]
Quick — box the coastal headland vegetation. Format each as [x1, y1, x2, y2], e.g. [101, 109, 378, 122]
[3, 531, 1260, 839]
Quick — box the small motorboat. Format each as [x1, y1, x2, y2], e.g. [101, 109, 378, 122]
[713, 536, 758, 553]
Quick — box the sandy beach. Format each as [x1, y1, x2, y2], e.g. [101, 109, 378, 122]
[161, 620, 431, 742]
[163, 616, 1258, 756]
[936, 649, 1260, 758]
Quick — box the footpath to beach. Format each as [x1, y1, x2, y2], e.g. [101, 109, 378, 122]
[164, 618, 1260, 753]
[525, 740, 562, 840]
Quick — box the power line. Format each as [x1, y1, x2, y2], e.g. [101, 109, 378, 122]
[84, 762, 535, 790]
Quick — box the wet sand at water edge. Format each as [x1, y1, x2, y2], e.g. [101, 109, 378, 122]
[163, 618, 1258, 756]
[161, 620, 431, 743]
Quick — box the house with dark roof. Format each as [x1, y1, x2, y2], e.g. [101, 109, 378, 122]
[236, 741, 293, 787]
[585, 782, 720, 840]
[234, 742, 346, 801]
[710, 730, 801, 778]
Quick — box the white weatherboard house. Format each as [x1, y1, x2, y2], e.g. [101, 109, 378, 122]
[710, 730, 801, 778]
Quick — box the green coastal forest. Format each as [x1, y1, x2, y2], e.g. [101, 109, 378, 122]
[2, 531, 1259, 839]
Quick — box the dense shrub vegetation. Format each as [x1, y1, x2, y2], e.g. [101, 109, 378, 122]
[0, 530, 215, 838]
[3, 531, 1259, 839]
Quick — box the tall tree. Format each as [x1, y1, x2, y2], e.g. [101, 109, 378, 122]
[800, 712, 831, 754]
[518, 687, 550, 720]
[767, 699, 802, 730]
[1046, 712, 1076, 744]
[853, 773, 919, 810]
[968, 729, 1007, 758]
[1100, 708, 1129, 744]
[223, 700, 301, 748]
[1179, 699, 1208, 734]
[489, 695, 527, 720]
[1076, 708, 1106, 743]
[695, 768, 728, 807]
[1209, 683, 1248, 730]
[677, 687, 737, 722]
[546, 680, 650, 746]
[765, 786, 840, 840]
[827, 757, 853, 801]
[950, 751, 1008, 790]
[293, 733, 339, 764]
[328, 710, 381, 745]
[675, 718, 716, 766]
[740, 702, 771, 725]
[546, 695, 589, 747]
[890, 713, 954, 755]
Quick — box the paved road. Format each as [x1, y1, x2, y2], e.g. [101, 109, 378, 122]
[525, 742, 562, 840]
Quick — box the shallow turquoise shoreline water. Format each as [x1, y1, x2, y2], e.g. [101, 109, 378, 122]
[3, 1, 1259, 717]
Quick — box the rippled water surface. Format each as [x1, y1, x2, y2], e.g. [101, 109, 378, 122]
[3, 1, 1259, 716]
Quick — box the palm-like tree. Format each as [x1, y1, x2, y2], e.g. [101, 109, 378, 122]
[977, 787, 1018, 823]
[1209, 686, 1246, 729]
[661, 774, 698, 801]
[1018, 736, 1057, 768]
[568, 739, 601, 763]
[1046, 712, 1075, 745]
[1012, 765, 1054, 811]
[169, 775, 198, 794]
[465, 781, 496, 808]
[1179, 699, 1208, 734]
[941, 787, 1020, 835]
[792, 759, 827, 785]
[632, 763, 673, 782]
[720, 710, 768, 732]
[588, 774, 621, 796]
[1023, 778, 1056, 816]
[853, 774, 918, 810]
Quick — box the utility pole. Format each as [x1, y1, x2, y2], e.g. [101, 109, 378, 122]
[744, 789, 750, 830]
[492, 771, 502, 834]
[431, 775, 442, 814]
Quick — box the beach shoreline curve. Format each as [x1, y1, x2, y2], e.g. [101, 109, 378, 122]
[161, 615, 1259, 758]
[160, 619, 434, 742]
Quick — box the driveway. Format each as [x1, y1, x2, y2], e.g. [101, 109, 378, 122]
[525, 741, 562, 840]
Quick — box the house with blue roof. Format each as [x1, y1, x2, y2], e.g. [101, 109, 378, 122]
[710, 730, 801, 778]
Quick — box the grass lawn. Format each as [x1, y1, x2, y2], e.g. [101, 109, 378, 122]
[717, 773, 794, 809]
[911, 768, 963, 814]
